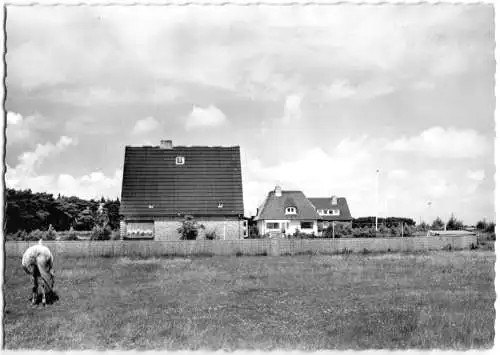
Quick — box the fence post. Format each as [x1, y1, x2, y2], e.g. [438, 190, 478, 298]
[270, 238, 280, 256]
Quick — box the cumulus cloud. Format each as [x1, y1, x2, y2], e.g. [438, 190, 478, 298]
[385, 127, 489, 159]
[132, 117, 160, 135]
[56, 169, 123, 199]
[6, 136, 122, 200]
[13, 136, 77, 176]
[5, 111, 57, 146]
[323, 79, 394, 100]
[467, 169, 485, 182]
[185, 105, 227, 131]
[7, 111, 23, 125]
[281, 94, 303, 124]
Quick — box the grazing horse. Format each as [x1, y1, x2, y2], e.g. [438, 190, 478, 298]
[22, 240, 56, 306]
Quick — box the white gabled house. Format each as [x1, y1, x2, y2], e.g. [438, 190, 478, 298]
[254, 186, 320, 237]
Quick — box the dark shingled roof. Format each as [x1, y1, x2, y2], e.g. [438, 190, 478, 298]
[255, 190, 320, 221]
[307, 197, 353, 221]
[120, 145, 244, 217]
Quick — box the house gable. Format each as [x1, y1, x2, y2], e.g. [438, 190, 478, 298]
[120, 142, 244, 218]
[255, 187, 320, 221]
[307, 196, 353, 221]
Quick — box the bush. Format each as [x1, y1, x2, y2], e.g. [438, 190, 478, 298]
[323, 225, 333, 238]
[12, 230, 28, 241]
[60, 227, 79, 241]
[27, 229, 46, 241]
[205, 229, 217, 240]
[46, 224, 57, 241]
[177, 215, 204, 240]
[90, 225, 111, 241]
[110, 230, 121, 240]
[485, 222, 496, 233]
[248, 225, 260, 239]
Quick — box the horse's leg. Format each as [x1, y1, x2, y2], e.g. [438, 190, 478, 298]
[32, 273, 38, 305]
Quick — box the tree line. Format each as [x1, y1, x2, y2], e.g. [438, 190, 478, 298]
[5, 188, 121, 234]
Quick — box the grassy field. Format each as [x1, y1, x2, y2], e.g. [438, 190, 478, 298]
[3, 249, 495, 350]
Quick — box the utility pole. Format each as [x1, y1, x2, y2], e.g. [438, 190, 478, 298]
[375, 169, 380, 232]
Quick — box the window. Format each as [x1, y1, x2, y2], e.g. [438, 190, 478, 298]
[266, 222, 280, 230]
[218, 202, 224, 208]
[285, 207, 297, 215]
[175, 156, 185, 165]
[300, 222, 313, 229]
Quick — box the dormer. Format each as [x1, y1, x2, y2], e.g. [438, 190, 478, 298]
[285, 207, 297, 215]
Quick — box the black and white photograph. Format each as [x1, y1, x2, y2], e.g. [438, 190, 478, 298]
[1, 0, 496, 350]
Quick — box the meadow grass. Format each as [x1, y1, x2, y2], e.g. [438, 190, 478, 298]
[3, 249, 495, 350]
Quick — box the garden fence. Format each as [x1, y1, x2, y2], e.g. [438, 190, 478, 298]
[5, 234, 478, 258]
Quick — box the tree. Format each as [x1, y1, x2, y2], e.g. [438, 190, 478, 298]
[431, 217, 444, 230]
[177, 215, 204, 240]
[417, 221, 430, 232]
[476, 219, 488, 230]
[446, 214, 464, 231]
[74, 208, 96, 231]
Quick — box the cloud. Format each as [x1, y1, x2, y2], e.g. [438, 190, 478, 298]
[7, 111, 23, 125]
[385, 127, 489, 159]
[13, 136, 77, 176]
[322, 79, 395, 101]
[467, 169, 485, 182]
[5, 111, 58, 147]
[185, 105, 227, 131]
[56, 169, 123, 199]
[132, 117, 160, 135]
[6, 136, 121, 199]
[48, 85, 182, 106]
[388, 169, 409, 180]
[281, 94, 303, 124]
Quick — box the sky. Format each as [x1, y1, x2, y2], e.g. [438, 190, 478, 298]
[4, 4, 496, 224]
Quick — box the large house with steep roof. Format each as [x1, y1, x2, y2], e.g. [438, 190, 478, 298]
[119, 140, 246, 240]
[255, 186, 320, 237]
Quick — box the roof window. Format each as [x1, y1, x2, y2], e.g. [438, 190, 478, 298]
[175, 156, 185, 165]
[218, 202, 224, 208]
[285, 207, 297, 215]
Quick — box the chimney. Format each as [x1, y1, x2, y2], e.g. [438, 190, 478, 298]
[160, 140, 173, 149]
[274, 186, 282, 197]
[331, 195, 338, 205]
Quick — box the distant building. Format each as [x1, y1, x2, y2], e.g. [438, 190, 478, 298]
[308, 195, 353, 231]
[119, 140, 246, 240]
[255, 186, 320, 237]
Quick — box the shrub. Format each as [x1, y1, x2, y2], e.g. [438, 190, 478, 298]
[110, 230, 121, 240]
[60, 227, 79, 241]
[90, 225, 111, 241]
[11, 230, 28, 241]
[323, 225, 334, 238]
[177, 215, 204, 240]
[205, 229, 217, 240]
[46, 224, 57, 241]
[27, 229, 46, 241]
[248, 225, 260, 239]
[485, 222, 496, 233]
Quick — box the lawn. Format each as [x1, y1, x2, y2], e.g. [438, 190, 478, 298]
[3, 249, 495, 350]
